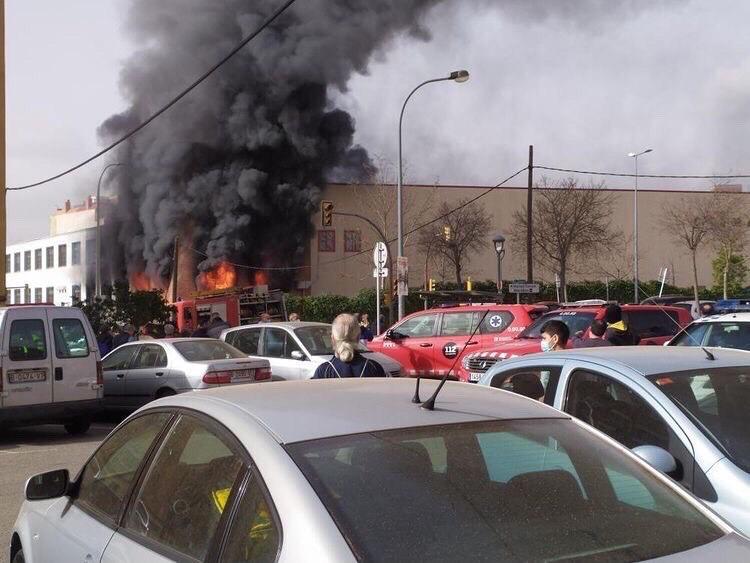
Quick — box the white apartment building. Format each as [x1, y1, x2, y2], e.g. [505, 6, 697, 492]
[6, 198, 101, 306]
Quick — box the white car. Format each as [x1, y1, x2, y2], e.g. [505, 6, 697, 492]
[669, 312, 750, 351]
[478, 346, 750, 536]
[13, 379, 750, 562]
[220, 322, 403, 379]
[101, 338, 272, 411]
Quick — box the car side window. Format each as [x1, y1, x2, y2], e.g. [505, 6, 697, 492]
[220, 473, 281, 563]
[9, 319, 47, 361]
[672, 323, 710, 347]
[704, 322, 750, 350]
[52, 318, 90, 358]
[625, 310, 680, 338]
[490, 366, 562, 405]
[395, 314, 438, 338]
[123, 414, 244, 561]
[284, 332, 303, 359]
[439, 313, 474, 336]
[103, 346, 137, 371]
[263, 328, 287, 358]
[479, 312, 514, 334]
[76, 412, 172, 524]
[232, 329, 262, 355]
[131, 345, 166, 369]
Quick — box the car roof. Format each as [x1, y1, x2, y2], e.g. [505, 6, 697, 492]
[161, 378, 568, 443]
[223, 321, 329, 333]
[500, 346, 750, 377]
[425, 304, 546, 313]
[692, 312, 750, 323]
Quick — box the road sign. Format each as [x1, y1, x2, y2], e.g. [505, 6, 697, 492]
[373, 267, 389, 278]
[373, 242, 388, 268]
[508, 282, 540, 294]
[397, 256, 409, 296]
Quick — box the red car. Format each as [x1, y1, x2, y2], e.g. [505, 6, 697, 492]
[461, 304, 692, 382]
[368, 304, 546, 379]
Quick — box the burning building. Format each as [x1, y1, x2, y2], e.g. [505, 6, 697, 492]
[99, 0, 442, 293]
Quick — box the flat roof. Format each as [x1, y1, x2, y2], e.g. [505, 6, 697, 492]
[177, 378, 568, 444]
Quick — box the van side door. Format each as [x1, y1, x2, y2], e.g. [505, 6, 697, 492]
[2, 309, 53, 409]
[48, 310, 98, 404]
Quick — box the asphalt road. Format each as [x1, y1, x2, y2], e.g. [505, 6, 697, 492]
[0, 423, 115, 563]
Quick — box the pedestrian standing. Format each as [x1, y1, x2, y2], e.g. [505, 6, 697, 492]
[603, 304, 640, 346]
[163, 323, 176, 338]
[139, 324, 155, 340]
[206, 313, 231, 339]
[112, 324, 136, 349]
[359, 312, 374, 342]
[313, 314, 386, 378]
[259, 312, 272, 323]
[573, 319, 613, 348]
[97, 328, 114, 357]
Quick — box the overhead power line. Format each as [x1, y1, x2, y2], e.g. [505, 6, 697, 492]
[535, 165, 750, 180]
[7, 0, 299, 192]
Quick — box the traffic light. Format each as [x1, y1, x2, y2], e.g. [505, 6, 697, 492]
[428, 278, 436, 292]
[321, 201, 334, 227]
[443, 226, 451, 241]
[466, 277, 472, 291]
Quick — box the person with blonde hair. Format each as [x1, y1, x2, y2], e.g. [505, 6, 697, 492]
[313, 313, 387, 378]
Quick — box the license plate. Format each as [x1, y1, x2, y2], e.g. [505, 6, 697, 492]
[231, 369, 255, 382]
[8, 370, 47, 384]
[469, 372, 483, 383]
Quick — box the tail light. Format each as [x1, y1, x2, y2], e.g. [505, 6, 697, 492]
[256, 367, 272, 381]
[96, 361, 103, 386]
[203, 371, 232, 385]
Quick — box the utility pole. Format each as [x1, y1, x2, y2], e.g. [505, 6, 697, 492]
[526, 145, 534, 283]
[171, 235, 180, 303]
[0, 0, 6, 305]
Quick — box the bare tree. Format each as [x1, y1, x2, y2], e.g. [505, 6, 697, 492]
[707, 192, 749, 299]
[662, 197, 712, 303]
[419, 199, 492, 284]
[512, 177, 618, 301]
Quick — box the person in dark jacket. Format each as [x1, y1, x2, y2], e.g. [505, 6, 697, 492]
[359, 312, 374, 342]
[603, 304, 640, 346]
[313, 314, 386, 378]
[97, 328, 114, 357]
[573, 319, 613, 348]
[206, 313, 231, 339]
[112, 324, 135, 349]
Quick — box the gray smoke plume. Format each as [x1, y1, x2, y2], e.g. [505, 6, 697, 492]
[100, 0, 442, 287]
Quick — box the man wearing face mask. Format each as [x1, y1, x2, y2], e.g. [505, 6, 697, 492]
[540, 320, 570, 352]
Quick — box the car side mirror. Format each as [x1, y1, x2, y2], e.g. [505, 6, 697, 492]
[25, 469, 70, 501]
[385, 329, 402, 341]
[290, 350, 305, 361]
[632, 445, 677, 474]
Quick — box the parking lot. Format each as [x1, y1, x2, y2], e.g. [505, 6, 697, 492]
[0, 423, 115, 563]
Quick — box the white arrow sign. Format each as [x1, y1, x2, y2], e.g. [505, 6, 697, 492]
[373, 242, 388, 268]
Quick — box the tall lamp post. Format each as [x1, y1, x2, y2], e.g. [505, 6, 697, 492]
[397, 69, 470, 320]
[492, 233, 506, 295]
[627, 148, 652, 304]
[96, 163, 123, 298]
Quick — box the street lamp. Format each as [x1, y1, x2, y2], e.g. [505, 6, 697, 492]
[96, 163, 123, 298]
[397, 69, 470, 320]
[627, 148, 652, 304]
[492, 233, 506, 294]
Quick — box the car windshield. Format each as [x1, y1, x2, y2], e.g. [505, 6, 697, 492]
[172, 340, 247, 361]
[288, 420, 722, 562]
[294, 326, 367, 356]
[672, 322, 750, 351]
[650, 367, 750, 473]
[518, 311, 596, 339]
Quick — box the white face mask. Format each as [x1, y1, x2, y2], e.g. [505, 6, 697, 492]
[541, 337, 555, 353]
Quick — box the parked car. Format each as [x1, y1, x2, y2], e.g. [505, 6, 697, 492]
[13, 378, 748, 562]
[478, 345, 750, 536]
[668, 312, 750, 351]
[0, 305, 102, 435]
[462, 304, 691, 382]
[101, 338, 271, 411]
[221, 321, 403, 379]
[368, 304, 546, 379]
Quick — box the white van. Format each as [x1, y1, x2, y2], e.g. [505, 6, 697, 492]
[0, 305, 102, 434]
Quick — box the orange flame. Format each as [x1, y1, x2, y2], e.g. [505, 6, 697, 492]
[197, 261, 237, 291]
[130, 271, 152, 291]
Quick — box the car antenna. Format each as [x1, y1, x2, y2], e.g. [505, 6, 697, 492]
[412, 377, 422, 403]
[702, 347, 715, 361]
[421, 309, 491, 411]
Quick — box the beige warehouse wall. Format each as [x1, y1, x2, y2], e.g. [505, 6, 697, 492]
[310, 183, 739, 298]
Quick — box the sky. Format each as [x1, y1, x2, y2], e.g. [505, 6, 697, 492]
[7, 0, 750, 243]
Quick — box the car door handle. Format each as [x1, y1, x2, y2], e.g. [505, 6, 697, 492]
[116, 373, 125, 379]
[155, 372, 164, 377]
[54, 367, 63, 381]
[419, 343, 433, 348]
[466, 341, 479, 345]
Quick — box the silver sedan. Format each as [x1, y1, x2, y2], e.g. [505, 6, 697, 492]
[101, 338, 271, 411]
[13, 379, 750, 562]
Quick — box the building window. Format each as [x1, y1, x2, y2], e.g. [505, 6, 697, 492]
[24, 251, 31, 271]
[72, 242, 81, 266]
[13, 289, 20, 305]
[72, 285, 81, 302]
[5, 254, 9, 274]
[46, 246, 54, 268]
[46, 287, 54, 304]
[34, 249, 42, 270]
[318, 230, 336, 253]
[86, 239, 96, 264]
[34, 288, 42, 303]
[58, 244, 67, 267]
[14, 252, 20, 272]
[344, 230, 362, 253]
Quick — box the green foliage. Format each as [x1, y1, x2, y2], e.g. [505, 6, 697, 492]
[75, 281, 174, 335]
[712, 252, 748, 296]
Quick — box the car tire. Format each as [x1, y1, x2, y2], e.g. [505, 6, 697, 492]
[64, 419, 91, 435]
[12, 547, 25, 563]
[155, 388, 176, 399]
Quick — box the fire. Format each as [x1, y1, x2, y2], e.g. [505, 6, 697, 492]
[197, 261, 237, 291]
[130, 271, 152, 291]
[254, 270, 269, 286]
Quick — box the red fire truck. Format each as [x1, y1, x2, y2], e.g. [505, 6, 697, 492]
[172, 286, 287, 334]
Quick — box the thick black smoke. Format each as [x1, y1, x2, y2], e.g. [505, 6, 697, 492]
[100, 0, 442, 287]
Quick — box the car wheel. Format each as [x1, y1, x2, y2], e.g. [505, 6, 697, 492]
[64, 419, 91, 435]
[12, 548, 24, 563]
[156, 388, 176, 399]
